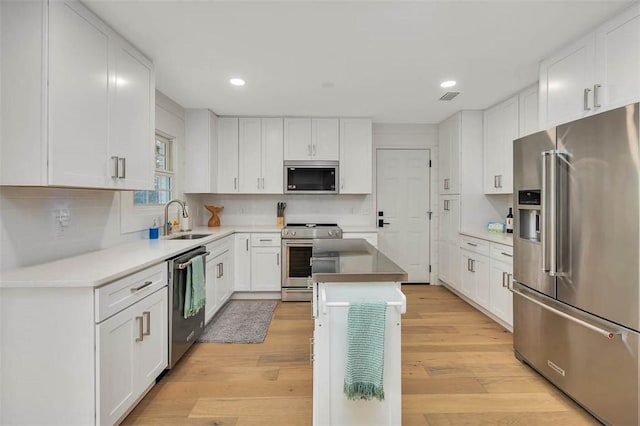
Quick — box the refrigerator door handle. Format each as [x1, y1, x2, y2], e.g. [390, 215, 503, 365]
[541, 150, 558, 276]
[509, 282, 618, 340]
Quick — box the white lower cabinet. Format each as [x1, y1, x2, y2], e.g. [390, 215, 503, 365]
[96, 287, 167, 425]
[489, 244, 514, 326]
[205, 236, 234, 323]
[233, 233, 282, 293]
[445, 235, 514, 329]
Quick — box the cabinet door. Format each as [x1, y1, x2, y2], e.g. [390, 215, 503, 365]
[472, 254, 491, 309]
[96, 302, 138, 426]
[136, 288, 168, 389]
[460, 250, 474, 299]
[234, 234, 252, 291]
[539, 33, 596, 128]
[438, 118, 451, 194]
[218, 117, 239, 193]
[205, 258, 218, 323]
[447, 114, 461, 194]
[49, 1, 110, 188]
[284, 118, 312, 160]
[595, 4, 640, 111]
[489, 260, 513, 326]
[238, 118, 262, 193]
[215, 249, 234, 306]
[109, 41, 154, 190]
[500, 96, 519, 194]
[251, 246, 281, 291]
[448, 242, 461, 290]
[447, 196, 460, 242]
[312, 118, 339, 160]
[483, 105, 503, 194]
[339, 119, 372, 194]
[261, 118, 284, 193]
[437, 240, 450, 284]
[185, 109, 217, 193]
[519, 84, 539, 137]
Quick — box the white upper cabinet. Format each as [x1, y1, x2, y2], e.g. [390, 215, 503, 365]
[239, 118, 283, 194]
[518, 84, 539, 137]
[438, 113, 461, 195]
[1, 0, 155, 189]
[284, 118, 339, 161]
[539, 3, 640, 128]
[483, 95, 518, 194]
[184, 109, 218, 193]
[217, 117, 240, 193]
[339, 119, 372, 194]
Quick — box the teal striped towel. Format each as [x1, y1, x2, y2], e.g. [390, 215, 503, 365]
[344, 301, 387, 401]
[184, 255, 205, 318]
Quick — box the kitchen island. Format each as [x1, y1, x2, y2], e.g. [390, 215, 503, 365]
[310, 239, 407, 426]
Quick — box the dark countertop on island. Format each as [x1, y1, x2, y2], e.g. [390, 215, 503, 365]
[311, 239, 408, 283]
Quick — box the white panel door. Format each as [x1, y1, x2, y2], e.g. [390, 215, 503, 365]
[540, 33, 596, 127]
[377, 149, 431, 282]
[49, 1, 110, 187]
[239, 118, 262, 193]
[110, 42, 154, 190]
[135, 288, 168, 390]
[251, 247, 281, 291]
[312, 118, 339, 160]
[595, 4, 640, 111]
[261, 118, 284, 193]
[217, 117, 239, 193]
[284, 118, 312, 160]
[96, 302, 137, 426]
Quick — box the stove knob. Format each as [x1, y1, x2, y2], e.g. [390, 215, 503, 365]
[291, 230, 296, 236]
[328, 230, 334, 237]
[284, 230, 289, 236]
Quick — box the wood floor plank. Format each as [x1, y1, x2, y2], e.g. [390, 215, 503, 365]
[123, 285, 595, 426]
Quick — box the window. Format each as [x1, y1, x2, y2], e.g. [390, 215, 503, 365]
[134, 134, 174, 205]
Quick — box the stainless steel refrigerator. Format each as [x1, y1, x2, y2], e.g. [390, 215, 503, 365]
[512, 103, 639, 425]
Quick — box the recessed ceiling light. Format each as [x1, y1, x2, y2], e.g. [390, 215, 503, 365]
[230, 78, 245, 86]
[440, 80, 456, 88]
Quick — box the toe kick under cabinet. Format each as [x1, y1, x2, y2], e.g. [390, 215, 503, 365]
[0, 263, 168, 426]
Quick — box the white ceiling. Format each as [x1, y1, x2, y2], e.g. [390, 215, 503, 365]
[87, 0, 633, 124]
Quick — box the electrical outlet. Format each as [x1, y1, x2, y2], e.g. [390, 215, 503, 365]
[54, 209, 71, 234]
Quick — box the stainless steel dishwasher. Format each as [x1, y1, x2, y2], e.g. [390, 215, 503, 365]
[167, 246, 208, 368]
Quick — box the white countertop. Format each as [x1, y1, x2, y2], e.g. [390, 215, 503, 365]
[0, 225, 281, 289]
[460, 230, 513, 246]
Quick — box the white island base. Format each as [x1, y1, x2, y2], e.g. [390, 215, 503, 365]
[312, 281, 406, 426]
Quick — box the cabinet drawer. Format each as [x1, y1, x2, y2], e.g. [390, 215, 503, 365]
[95, 263, 167, 323]
[490, 243, 513, 263]
[206, 236, 234, 260]
[459, 236, 490, 255]
[251, 233, 281, 247]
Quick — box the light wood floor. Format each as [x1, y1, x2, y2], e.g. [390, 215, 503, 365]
[122, 285, 597, 426]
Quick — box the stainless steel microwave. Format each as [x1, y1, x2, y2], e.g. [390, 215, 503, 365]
[284, 161, 339, 194]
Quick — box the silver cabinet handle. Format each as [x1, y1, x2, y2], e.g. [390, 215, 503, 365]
[507, 273, 512, 288]
[234, 177, 238, 190]
[143, 311, 151, 336]
[312, 144, 316, 156]
[502, 271, 507, 288]
[444, 178, 450, 190]
[118, 157, 126, 179]
[135, 316, 144, 342]
[216, 262, 222, 278]
[593, 84, 602, 108]
[466, 242, 477, 247]
[583, 88, 591, 111]
[308, 145, 312, 156]
[494, 175, 498, 188]
[509, 283, 618, 340]
[501, 252, 513, 258]
[467, 258, 471, 271]
[471, 259, 476, 273]
[260, 239, 273, 242]
[257, 177, 260, 190]
[262, 177, 265, 190]
[111, 156, 119, 179]
[131, 281, 154, 292]
[246, 239, 249, 251]
[498, 175, 502, 188]
[220, 262, 224, 277]
[277, 253, 280, 266]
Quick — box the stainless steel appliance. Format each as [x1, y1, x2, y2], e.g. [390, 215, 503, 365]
[167, 246, 208, 368]
[281, 223, 343, 301]
[512, 103, 639, 425]
[284, 161, 339, 194]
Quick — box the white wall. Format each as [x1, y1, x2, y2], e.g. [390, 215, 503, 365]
[0, 91, 186, 271]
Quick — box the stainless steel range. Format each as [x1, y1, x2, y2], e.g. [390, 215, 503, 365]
[281, 223, 342, 301]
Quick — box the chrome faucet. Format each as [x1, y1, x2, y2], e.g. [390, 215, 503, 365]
[164, 199, 189, 235]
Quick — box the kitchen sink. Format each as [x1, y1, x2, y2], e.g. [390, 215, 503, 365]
[167, 234, 211, 240]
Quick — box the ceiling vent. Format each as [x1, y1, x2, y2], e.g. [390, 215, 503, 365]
[439, 91, 460, 101]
